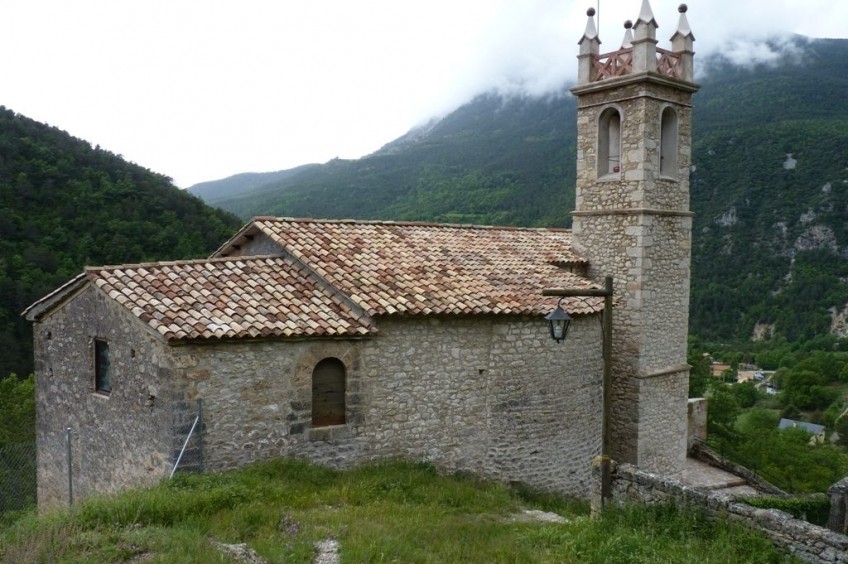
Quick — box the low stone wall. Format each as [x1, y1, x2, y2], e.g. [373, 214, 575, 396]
[605, 463, 848, 563]
[829, 477, 848, 534]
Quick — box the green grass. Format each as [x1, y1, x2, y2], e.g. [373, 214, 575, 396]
[0, 458, 796, 563]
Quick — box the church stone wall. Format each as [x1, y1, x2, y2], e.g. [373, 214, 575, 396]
[167, 315, 603, 497]
[33, 285, 175, 509]
[367, 316, 603, 495]
[572, 209, 691, 473]
[635, 369, 689, 471]
[571, 75, 695, 476]
[169, 339, 369, 470]
[34, 297, 605, 507]
[479, 316, 603, 493]
[574, 81, 694, 210]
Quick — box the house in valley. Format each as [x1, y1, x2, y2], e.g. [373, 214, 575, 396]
[25, 0, 698, 508]
[779, 418, 826, 444]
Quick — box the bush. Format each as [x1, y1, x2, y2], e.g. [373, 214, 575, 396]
[707, 385, 741, 443]
[780, 370, 836, 411]
[733, 381, 759, 408]
[742, 493, 830, 526]
[0, 441, 37, 516]
[0, 374, 35, 447]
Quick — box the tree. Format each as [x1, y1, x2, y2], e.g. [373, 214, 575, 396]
[0, 374, 35, 447]
[794, 352, 841, 382]
[737, 408, 779, 434]
[0, 106, 242, 380]
[733, 381, 759, 409]
[732, 412, 848, 493]
[836, 418, 848, 447]
[780, 370, 836, 411]
[688, 348, 710, 398]
[707, 385, 741, 444]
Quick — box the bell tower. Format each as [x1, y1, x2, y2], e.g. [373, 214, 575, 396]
[570, 2, 698, 475]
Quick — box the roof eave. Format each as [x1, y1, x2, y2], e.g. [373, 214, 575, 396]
[22, 273, 90, 322]
[165, 328, 378, 346]
[210, 218, 271, 258]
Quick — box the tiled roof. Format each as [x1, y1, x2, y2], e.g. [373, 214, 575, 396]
[25, 218, 604, 342]
[86, 255, 376, 341]
[218, 218, 602, 317]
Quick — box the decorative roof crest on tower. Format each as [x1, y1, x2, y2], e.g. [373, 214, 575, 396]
[636, 0, 658, 28]
[574, 2, 696, 86]
[621, 20, 634, 49]
[579, 7, 599, 44]
[576, 7, 602, 83]
[671, 4, 695, 40]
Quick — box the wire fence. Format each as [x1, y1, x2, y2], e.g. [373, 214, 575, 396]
[0, 399, 205, 520]
[0, 440, 37, 516]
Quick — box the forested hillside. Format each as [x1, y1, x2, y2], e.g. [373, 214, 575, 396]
[0, 107, 242, 378]
[192, 94, 577, 227]
[690, 38, 848, 341]
[189, 165, 321, 204]
[191, 37, 848, 345]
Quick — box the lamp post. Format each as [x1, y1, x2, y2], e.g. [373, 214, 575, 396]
[543, 275, 613, 509]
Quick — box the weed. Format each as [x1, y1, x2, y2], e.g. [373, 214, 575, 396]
[0, 459, 796, 563]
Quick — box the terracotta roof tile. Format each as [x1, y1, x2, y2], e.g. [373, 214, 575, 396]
[233, 218, 601, 317]
[85, 255, 376, 341]
[25, 218, 605, 338]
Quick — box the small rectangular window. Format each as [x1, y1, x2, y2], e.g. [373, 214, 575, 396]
[95, 339, 111, 394]
[312, 358, 346, 427]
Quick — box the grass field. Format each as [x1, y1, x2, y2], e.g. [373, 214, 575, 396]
[0, 458, 795, 563]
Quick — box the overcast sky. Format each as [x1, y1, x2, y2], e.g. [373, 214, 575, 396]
[2, 1, 846, 188]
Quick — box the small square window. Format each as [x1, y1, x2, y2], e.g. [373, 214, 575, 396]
[95, 339, 111, 394]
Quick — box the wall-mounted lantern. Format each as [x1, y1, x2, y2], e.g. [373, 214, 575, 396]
[545, 298, 572, 343]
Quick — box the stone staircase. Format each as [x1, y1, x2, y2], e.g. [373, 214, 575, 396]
[680, 457, 761, 497]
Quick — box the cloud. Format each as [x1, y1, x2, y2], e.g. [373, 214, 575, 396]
[403, 0, 831, 121]
[700, 35, 811, 73]
[1, 0, 845, 186]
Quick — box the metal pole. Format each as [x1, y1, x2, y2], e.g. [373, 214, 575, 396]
[66, 427, 73, 507]
[543, 275, 614, 510]
[197, 399, 204, 472]
[597, 0, 600, 41]
[601, 275, 613, 509]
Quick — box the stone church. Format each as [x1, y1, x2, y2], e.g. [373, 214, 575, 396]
[25, 1, 697, 508]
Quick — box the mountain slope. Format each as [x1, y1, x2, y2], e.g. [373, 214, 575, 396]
[189, 164, 321, 205]
[690, 38, 848, 341]
[0, 106, 242, 378]
[190, 37, 848, 344]
[197, 93, 577, 227]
